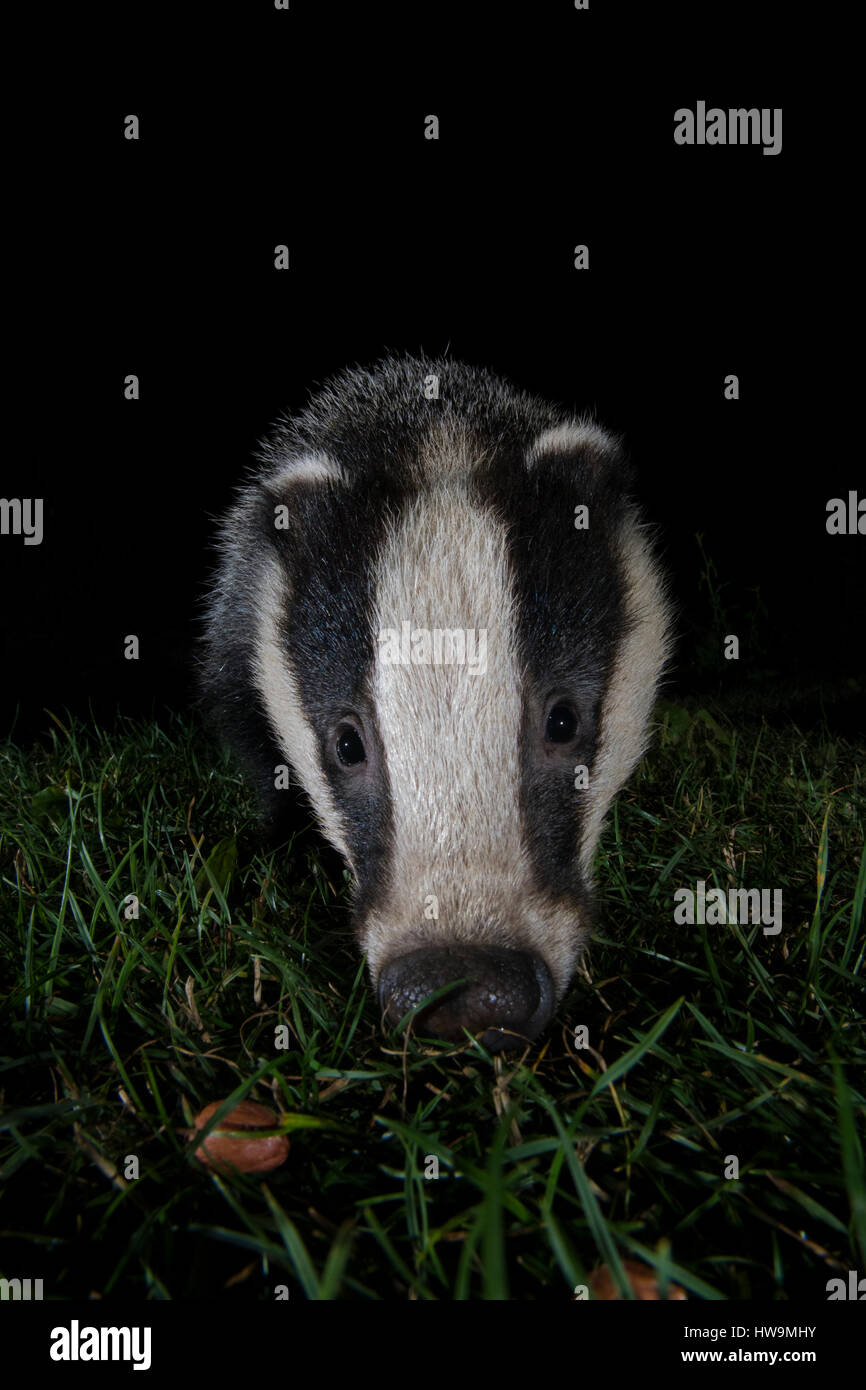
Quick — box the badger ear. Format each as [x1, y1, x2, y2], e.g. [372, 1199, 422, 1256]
[263, 450, 347, 490]
[525, 421, 624, 473]
[260, 451, 349, 539]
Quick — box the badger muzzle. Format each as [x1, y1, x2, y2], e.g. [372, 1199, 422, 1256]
[378, 944, 555, 1051]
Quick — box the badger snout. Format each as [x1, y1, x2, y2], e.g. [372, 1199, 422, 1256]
[378, 944, 555, 1051]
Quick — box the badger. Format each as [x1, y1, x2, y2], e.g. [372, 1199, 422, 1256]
[200, 355, 672, 1052]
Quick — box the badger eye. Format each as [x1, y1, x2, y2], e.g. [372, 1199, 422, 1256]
[336, 726, 366, 767]
[546, 703, 578, 743]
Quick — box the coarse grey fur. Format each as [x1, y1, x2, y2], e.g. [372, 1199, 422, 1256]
[199, 355, 673, 1050]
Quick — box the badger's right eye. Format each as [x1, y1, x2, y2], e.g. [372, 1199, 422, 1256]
[545, 703, 579, 743]
[336, 725, 366, 767]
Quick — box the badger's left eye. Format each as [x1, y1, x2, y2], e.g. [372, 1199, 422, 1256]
[545, 703, 579, 743]
[336, 725, 366, 766]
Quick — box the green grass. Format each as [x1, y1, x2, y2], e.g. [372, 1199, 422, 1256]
[0, 703, 863, 1300]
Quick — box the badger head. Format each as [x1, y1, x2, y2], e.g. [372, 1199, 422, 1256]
[200, 357, 672, 1052]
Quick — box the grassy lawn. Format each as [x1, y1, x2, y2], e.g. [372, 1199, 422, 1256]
[1, 703, 863, 1300]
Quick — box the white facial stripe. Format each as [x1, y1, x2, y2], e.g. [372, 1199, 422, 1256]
[361, 487, 585, 992]
[579, 512, 672, 877]
[374, 489, 522, 859]
[253, 557, 353, 866]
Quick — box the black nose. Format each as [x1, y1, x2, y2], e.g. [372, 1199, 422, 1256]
[378, 945, 554, 1052]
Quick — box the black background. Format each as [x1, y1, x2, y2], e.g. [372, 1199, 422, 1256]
[3, 3, 861, 743]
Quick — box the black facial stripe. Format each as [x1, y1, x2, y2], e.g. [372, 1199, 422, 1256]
[265, 481, 397, 912]
[473, 447, 631, 898]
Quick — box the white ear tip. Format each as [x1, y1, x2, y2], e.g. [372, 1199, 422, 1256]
[266, 451, 346, 488]
[525, 421, 616, 469]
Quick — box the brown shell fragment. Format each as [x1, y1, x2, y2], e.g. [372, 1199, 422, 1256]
[193, 1099, 290, 1175]
[588, 1258, 687, 1301]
